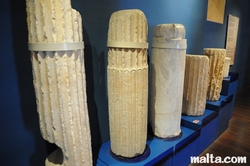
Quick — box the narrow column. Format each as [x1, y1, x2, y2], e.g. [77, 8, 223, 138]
[182, 55, 209, 116]
[26, 1, 92, 165]
[107, 9, 148, 158]
[204, 48, 226, 101]
[150, 24, 186, 139]
[223, 57, 231, 77]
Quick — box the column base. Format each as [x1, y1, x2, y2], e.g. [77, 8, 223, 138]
[110, 145, 151, 163]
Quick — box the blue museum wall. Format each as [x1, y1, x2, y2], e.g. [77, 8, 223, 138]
[203, 0, 250, 91]
[0, 0, 250, 166]
[0, 0, 47, 166]
[117, 0, 208, 55]
[71, 0, 208, 147]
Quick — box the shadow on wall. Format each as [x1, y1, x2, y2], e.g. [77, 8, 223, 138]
[245, 39, 250, 86]
[83, 26, 103, 165]
[9, 0, 47, 165]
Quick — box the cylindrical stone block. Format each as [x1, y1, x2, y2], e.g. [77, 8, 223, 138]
[182, 55, 209, 116]
[107, 9, 148, 158]
[223, 57, 231, 77]
[204, 48, 226, 101]
[150, 24, 186, 139]
[26, 1, 92, 165]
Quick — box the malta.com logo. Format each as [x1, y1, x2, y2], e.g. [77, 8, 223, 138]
[190, 153, 247, 164]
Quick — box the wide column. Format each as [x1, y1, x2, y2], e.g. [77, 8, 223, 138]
[107, 9, 148, 158]
[26, 1, 92, 165]
[204, 48, 226, 101]
[150, 24, 186, 139]
[182, 55, 209, 116]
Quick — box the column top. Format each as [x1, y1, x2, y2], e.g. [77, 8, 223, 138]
[153, 24, 185, 40]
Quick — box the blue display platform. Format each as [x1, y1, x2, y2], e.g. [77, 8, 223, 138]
[181, 109, 218, 154]
[221, 72, 238, 96]
[206, 95, 233, 138]
[95, 126, 199, 166]
[94, 157, 108, 166]
[221, 73, 238, 119]
[206, 95, 229, 110]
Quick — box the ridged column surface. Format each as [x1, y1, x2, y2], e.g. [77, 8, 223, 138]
[204, 48, 226, 101]
[182, 55, 209, 116]
[26, 1, 92, 165]
[107, 9, 148, 158]
[223, 57, 231, 77]
[150, 24, 186, 138]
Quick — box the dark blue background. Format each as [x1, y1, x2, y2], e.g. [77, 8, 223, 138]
[0, 0, 249, 165]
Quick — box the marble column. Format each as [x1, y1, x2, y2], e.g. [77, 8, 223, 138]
[223, 57, 231, 77]
[204, 48, 226, 101]
[26, 1, 92, 165]
[182, 55, 209, 116]
[150, 24, 186, 139]
[107, 9, 148, 158]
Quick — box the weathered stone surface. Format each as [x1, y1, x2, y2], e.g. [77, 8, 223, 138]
[26, 1, 92, 165]
[107, 9, 148, 158]
[150, 24, 186, 138]
[223, 57, 231, 77]
[182, 55, 209, 116]
[204, 48, 226, 101]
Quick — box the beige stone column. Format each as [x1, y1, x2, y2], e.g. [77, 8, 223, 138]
[150, 24, 186, 139]
[204, 48, 226, 101]
[182, 55, 209, 116]
[223, 57, 231, 77]
[26, 0, 92, 165]
[107, 9, 148, 158]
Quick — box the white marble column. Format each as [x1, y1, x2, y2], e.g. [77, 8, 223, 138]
[204, 48, 226, 101]
[182, 55, 209, 116]
[150, 24, 186, 139]
[26, 1, 92, 165]
[107, 9, 148, 158]
[223, 57, 231, 77]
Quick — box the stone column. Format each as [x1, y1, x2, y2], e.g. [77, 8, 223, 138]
[204, 48, 226, 101]
[26, 1, 92, 165]
[150, 24, 186, 139]
[223, 57, 231, 77]
[107, 9, 148, 158]
[182, 55, 209, 116]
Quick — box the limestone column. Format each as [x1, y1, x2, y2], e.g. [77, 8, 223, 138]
[223, 57, 231, 77]
[204, 48, 226, 101]
[107, 9, 148, 158]
[150, 24, 186, 139]
[182, 55, 209, 116]
[26, 0, 92, 165]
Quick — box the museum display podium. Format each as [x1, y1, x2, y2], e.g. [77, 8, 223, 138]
[171, 126, 199, 166]
[95, 126, 199, 166]
[181, 109, 218, 154]
[95, 73, 238, 166]
[94, 157, 108, 166]
[221, 72, 238, 119]
[206, 95, 234, 138]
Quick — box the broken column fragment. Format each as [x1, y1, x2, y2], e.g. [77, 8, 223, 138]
[223, 57, 231, 78]
[26, 0, 92, 165]
[150, 24, 186, 139]
[204, 48, 226, 101]
[182, 55, 209, 116]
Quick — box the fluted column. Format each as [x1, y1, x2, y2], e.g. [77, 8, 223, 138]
[150, 24, 186, 139]
[182, 55, 209, 116]
[204, 48, 226, 101]
[107, 9, 148, 158]
[26, 1, 92, 165]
